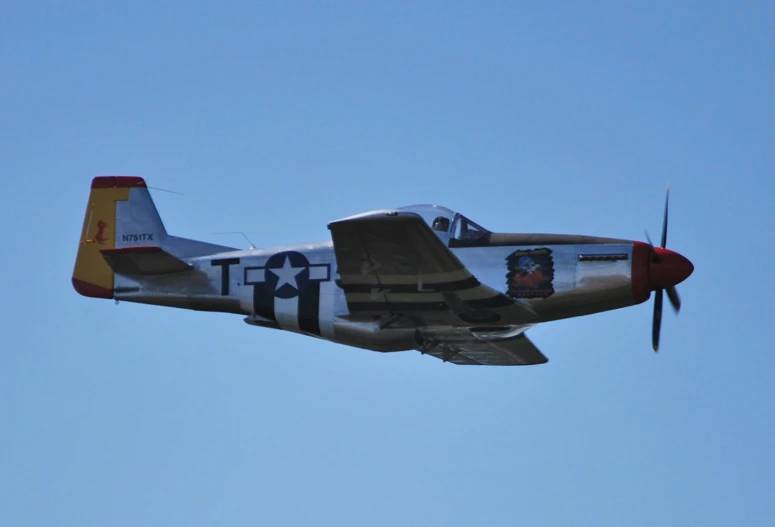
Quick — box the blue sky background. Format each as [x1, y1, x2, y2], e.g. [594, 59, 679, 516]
[1, 1, 773, 525]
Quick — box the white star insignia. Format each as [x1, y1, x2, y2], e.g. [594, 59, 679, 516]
[268, 255, 305, 291]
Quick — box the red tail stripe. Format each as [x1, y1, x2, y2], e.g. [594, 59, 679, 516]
[91, 176, 146, 189]
[71, 278, 113, 299]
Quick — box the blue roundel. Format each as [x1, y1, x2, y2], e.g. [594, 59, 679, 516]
[263, 251, 311, 299]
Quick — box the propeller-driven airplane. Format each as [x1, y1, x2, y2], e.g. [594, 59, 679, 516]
[72, 177, 693, 365]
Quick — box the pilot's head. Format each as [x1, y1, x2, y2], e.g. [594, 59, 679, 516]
[432, 217, 449, 232]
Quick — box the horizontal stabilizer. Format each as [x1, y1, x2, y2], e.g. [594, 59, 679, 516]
[100, 246, 192, 275]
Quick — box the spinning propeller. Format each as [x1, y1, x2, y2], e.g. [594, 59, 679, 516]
[643, 188, 693, 352]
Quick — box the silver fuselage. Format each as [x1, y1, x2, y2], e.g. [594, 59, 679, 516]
[114, 237, 643, 353]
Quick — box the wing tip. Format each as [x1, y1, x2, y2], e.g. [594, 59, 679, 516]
[328, 209, 421, 228]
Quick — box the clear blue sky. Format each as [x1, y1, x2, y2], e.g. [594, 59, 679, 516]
[1, 2, 773, 525]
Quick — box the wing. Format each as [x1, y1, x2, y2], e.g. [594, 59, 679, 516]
[418, 326, 548, 366]
[328, 210, 534, 326]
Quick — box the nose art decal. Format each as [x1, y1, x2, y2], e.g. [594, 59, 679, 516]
[506, 248, 555, 299]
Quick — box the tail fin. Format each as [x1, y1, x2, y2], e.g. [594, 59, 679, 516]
[72, 176, 167, 298]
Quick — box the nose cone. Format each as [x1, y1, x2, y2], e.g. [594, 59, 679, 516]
[649, 247, 694, 290]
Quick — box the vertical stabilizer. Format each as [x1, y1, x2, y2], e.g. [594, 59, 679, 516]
[72, 176, 167, 298]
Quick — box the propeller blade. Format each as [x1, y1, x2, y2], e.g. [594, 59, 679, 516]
[644, 230, 660, 263]
[661, 186, 669, 248]
[666, 285, 681, 313]
[646, 186, 685, 353]
[652, 289, 663, 352]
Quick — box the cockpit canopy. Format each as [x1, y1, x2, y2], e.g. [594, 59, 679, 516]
[397, 204, 490, 243]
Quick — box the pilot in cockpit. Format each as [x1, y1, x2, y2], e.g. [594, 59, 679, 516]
[432, 216, 450, 232]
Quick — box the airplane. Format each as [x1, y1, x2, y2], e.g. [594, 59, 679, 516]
[72, 176, 693, 365]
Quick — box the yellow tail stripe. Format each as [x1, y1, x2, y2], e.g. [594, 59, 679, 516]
[72, 183, 132, 298]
